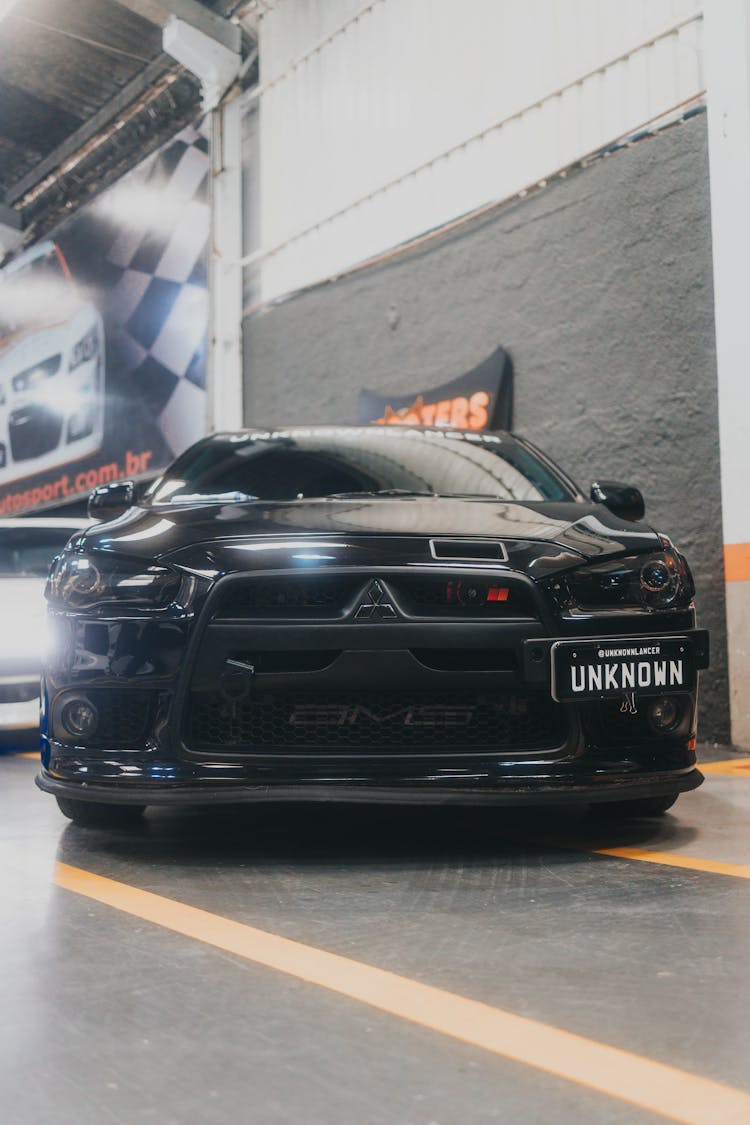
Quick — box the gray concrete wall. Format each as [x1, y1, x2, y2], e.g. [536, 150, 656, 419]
[243, 112, 729, 743]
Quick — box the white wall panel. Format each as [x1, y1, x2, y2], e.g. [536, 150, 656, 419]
[247, 0, 704, 303]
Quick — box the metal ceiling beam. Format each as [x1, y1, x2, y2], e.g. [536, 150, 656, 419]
[4, 2, 245, 215]
[4, 56, 172, 206]
[14, 71, 202, 244]
[114, 0, 241, 53]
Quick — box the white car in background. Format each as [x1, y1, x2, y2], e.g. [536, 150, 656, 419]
[0, 241, 105, 486]
[0, 518, 87, 740]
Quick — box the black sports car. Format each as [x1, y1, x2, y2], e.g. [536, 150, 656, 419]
[36, 425, 708, 827]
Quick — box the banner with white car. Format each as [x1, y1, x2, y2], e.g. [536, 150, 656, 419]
[0, 120, 209, 515]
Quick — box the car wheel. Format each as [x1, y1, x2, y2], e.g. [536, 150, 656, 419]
[55, 797, 145, 828]
[593, 794, 679, 819]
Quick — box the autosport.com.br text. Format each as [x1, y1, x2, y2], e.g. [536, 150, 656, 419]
[0, 450, 153, 515]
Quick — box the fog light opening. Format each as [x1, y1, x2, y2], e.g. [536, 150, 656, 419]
[648, 696, 680, 734]
[61, 698, 99, 738]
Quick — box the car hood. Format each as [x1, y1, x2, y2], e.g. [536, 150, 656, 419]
[78, 496, 663, 577]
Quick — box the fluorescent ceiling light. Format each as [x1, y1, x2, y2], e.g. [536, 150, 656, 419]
[0, 0, 20, 20]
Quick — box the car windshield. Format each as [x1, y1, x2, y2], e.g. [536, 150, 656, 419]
[0, 249, 74, 339]
[147, 428, 576, 505]
[0, 526, 79, 577]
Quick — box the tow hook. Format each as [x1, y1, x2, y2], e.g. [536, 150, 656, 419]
[220, 658, 255, 712]
[620, 692, 638, 715]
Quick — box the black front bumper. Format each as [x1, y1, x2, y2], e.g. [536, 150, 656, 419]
[36, 766, 703, 807]
[40, 554, 709, 811]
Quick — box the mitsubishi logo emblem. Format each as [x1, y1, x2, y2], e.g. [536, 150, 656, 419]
[355, 580, 398, 620]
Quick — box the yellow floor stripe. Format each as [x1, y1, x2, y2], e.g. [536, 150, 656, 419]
[588, 846, 750, 879]
[700, 757, 750, 776]
[17, 751, 39, 760]
[539, 836, 750, 881]
[55, 862, 750, 1125]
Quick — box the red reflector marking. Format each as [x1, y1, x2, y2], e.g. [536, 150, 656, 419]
[487, 587, 509, 602]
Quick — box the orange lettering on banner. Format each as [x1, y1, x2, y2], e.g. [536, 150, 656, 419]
[468, 391, 489, 430]
[451, 397, 469, 428]
[434, 399, 452, 426]
[374, 391, 492, 431]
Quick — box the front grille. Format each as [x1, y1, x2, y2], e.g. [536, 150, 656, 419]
[217, 576, 364, 618]
[9, 403, 63, 461]
[216, 572, 538, 621]
[83, 690, 153, 747]
[185, 690, 565, 753]
[392, 576, 537, 617]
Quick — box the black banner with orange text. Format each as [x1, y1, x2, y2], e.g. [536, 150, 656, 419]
[358, 347, 513, 431]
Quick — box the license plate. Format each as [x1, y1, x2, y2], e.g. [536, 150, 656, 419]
[550, 637, 695, 703]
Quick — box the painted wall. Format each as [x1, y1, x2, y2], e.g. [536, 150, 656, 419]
[243, 112, 728, 742]
[253, 0, 704, 302]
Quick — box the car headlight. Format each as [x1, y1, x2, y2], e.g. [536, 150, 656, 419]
[69, 326, 99, 371]
[46, 554, 182, 610]
[12, 355, 62, 393]
[548, 548, 694, 612]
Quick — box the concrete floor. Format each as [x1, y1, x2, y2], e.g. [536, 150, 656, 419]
[1, 750, 749, 1125]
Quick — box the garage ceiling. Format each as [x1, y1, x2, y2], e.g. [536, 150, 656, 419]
[0, 0, 257, 256]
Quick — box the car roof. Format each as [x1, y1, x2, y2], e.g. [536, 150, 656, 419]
[210, 426, 514, 440]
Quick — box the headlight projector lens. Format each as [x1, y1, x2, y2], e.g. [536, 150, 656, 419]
[640, 560, 671, 594]
[648, 696, 680, 733]
[61, 698, 99, 738]
[63, 558, 102, 602]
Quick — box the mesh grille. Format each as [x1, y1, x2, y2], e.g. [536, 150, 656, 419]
[216, 573, 538, 620]
[217, 576, 364, 618]
[185, 690, 564, 753]
[393, 576, 537, 617]
[83, 690, 153, 747]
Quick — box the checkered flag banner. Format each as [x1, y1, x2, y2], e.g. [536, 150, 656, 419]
[0, 119, 210, 513]
[101, 120, 210, 456]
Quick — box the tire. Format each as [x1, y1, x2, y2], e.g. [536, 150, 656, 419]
[55, 797, 145, 828]
[593, 794, 679, 819]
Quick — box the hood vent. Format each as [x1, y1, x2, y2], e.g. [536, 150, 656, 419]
[429, 539, 508, 562]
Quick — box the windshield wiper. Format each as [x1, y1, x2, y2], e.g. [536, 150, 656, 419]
[168, 491, 258, 504]
[433, 491, 506, 500]
[327, 489, 437, 499]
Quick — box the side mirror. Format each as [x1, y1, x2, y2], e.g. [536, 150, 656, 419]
[88, 480, 135, 521]
[590, 480, 645, 523]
